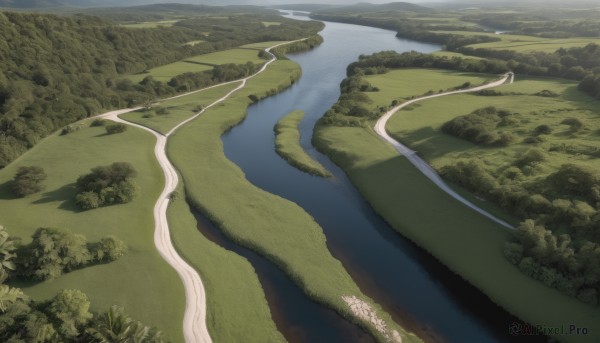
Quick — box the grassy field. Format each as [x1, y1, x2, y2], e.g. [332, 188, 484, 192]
[125, 61, 213, 83]
[0, 123, 185, 341]
[184, 48, 265, 66]
[168, 184, 285, 342]
[313, 69, 600, 342]
[387, 75, 600, 173]
[168, 59, 421, 343]
[363, 68, 494, 110]
[432, 30, 600, 52]
[274, 110, 331, 177]
[431, 50, 484, 60]
[120, 82, 241, 134]
[240, 41, 289, 50]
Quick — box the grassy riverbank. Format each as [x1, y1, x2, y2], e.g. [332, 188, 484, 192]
[274, 110, 331, 177]
[168, 59, 421, 343]
[168, 183, 285, 342]
[120, 81, 241, 134]
[313, 68, 600, 342]
[0, 123, 185, 341]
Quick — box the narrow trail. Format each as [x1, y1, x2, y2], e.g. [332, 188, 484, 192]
[374, 72, 515, 230]
[97, 39, 305, 343]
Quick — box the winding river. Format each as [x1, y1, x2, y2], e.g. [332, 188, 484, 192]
[204, 12, 547, 343]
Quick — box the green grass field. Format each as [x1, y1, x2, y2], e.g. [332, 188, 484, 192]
[363, 68, 494, 110]
[431, 50, 484, 60]
[184, 48, 265, 66]
[274, 110, 331, 177]
[168, 184, 285, 342]
[313, 69, 600, 342]
[120, 82, 241, 134]
[125, 61, 213, 83]
[432, 30, 600, 52]
[0, 123, 185, 342]
[168, 59, 421, 343]
[387, 75, 600, 173]
[240, 41, 289, 50]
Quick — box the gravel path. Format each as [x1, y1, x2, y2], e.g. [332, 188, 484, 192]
[374, 72, 515, 229]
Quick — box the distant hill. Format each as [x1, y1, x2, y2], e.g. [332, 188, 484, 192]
[317, 2, 435, 14]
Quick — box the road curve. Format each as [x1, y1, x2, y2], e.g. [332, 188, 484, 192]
[374, 72, 515, 230]
[97, 39, 306, 343]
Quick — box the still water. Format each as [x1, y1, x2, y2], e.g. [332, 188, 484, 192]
[213, 12, 547, 343]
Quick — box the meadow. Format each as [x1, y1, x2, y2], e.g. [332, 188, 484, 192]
[120, 81, 241, 134]
[274, 110, 331, 177]
[168, 59, 421, 343]
[168, 183, 286, 342]
[313, 68, 600, 342]
[0, 123, 185, 341]
[184, 48, 265, 66]
[432, 30, 600, 53]
[362, 68, 494, 111]
[121, 19, 181, 29]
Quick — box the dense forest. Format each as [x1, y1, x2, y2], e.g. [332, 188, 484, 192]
[0, 8, 323, 168]
[320, 51, 600, 305]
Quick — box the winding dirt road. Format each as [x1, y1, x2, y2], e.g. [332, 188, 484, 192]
[97, 39, 305, 343]
[374, 73, 515, 229]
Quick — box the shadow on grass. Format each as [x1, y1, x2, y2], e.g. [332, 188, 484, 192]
[0, 180, 18, 200]
[32, 183, 81, 212]
[390, 126, 474, 160]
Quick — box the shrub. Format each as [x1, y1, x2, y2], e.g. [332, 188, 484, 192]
[90, 119, 106, 127]
[561, 117, 584, 131]
[534, 124, 553, 135]
[155, 107, 170, 116]
[75, 162, 138, 210]
[12, 166, 47, 197]
[61, 125, 81, 136]
[105, 124, 128, 134]
[94, 236, 128, 262]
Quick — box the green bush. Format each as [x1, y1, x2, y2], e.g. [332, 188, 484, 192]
[12, 166, 47, 197]
[94, 236, 128, 262]
[90, 119, 106, 127]
[105, 124, 128, 135]
[75, 162, 138, 210]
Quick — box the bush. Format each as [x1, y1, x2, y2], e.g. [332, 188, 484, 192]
[105, 124, 128, 134]
[534, 124, 553, 135]
[12, 166, 47, 197]
[155, 107, 170, 115]
[94, 236, 128, 262]
[75, 162, 138, 210]
[561, 117, 584, 131]
[61, 125, 81, 136]
[76, 191, 101, 210]
[90, 119, 106, 127]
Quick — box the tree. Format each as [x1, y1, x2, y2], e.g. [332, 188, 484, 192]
[24, 228, 91, 281]
[0, 226, 17, 283]
[105, 124, 128, 135]
[75, 162, 138, 209]
[87, 306, 164, 343]
[94, 236, 128, 262]
[12, 166, 47, 197]
[0, 285, 27, 313]
[46, 290, 93, 338]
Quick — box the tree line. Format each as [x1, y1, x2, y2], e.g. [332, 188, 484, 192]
[0, 9, 323, 168]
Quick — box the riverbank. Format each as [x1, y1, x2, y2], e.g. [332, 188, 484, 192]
[274, 110, 331, 177]
[313, 67, 600, 342]
[168, 58, 421, 343]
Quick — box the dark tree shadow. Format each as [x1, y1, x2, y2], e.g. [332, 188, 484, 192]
[32, 183, 81, 213]
[0, 180, 17, 200]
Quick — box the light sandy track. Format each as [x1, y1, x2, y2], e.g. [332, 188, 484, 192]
[96, 39, 305, 343]
[375, 72, 515, 230]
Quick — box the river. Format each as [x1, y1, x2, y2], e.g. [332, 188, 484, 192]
[203, 12, 546, 343]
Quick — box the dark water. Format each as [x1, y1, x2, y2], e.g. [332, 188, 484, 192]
[214, 12, 548, 343]
[192, 208, 375, 343]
